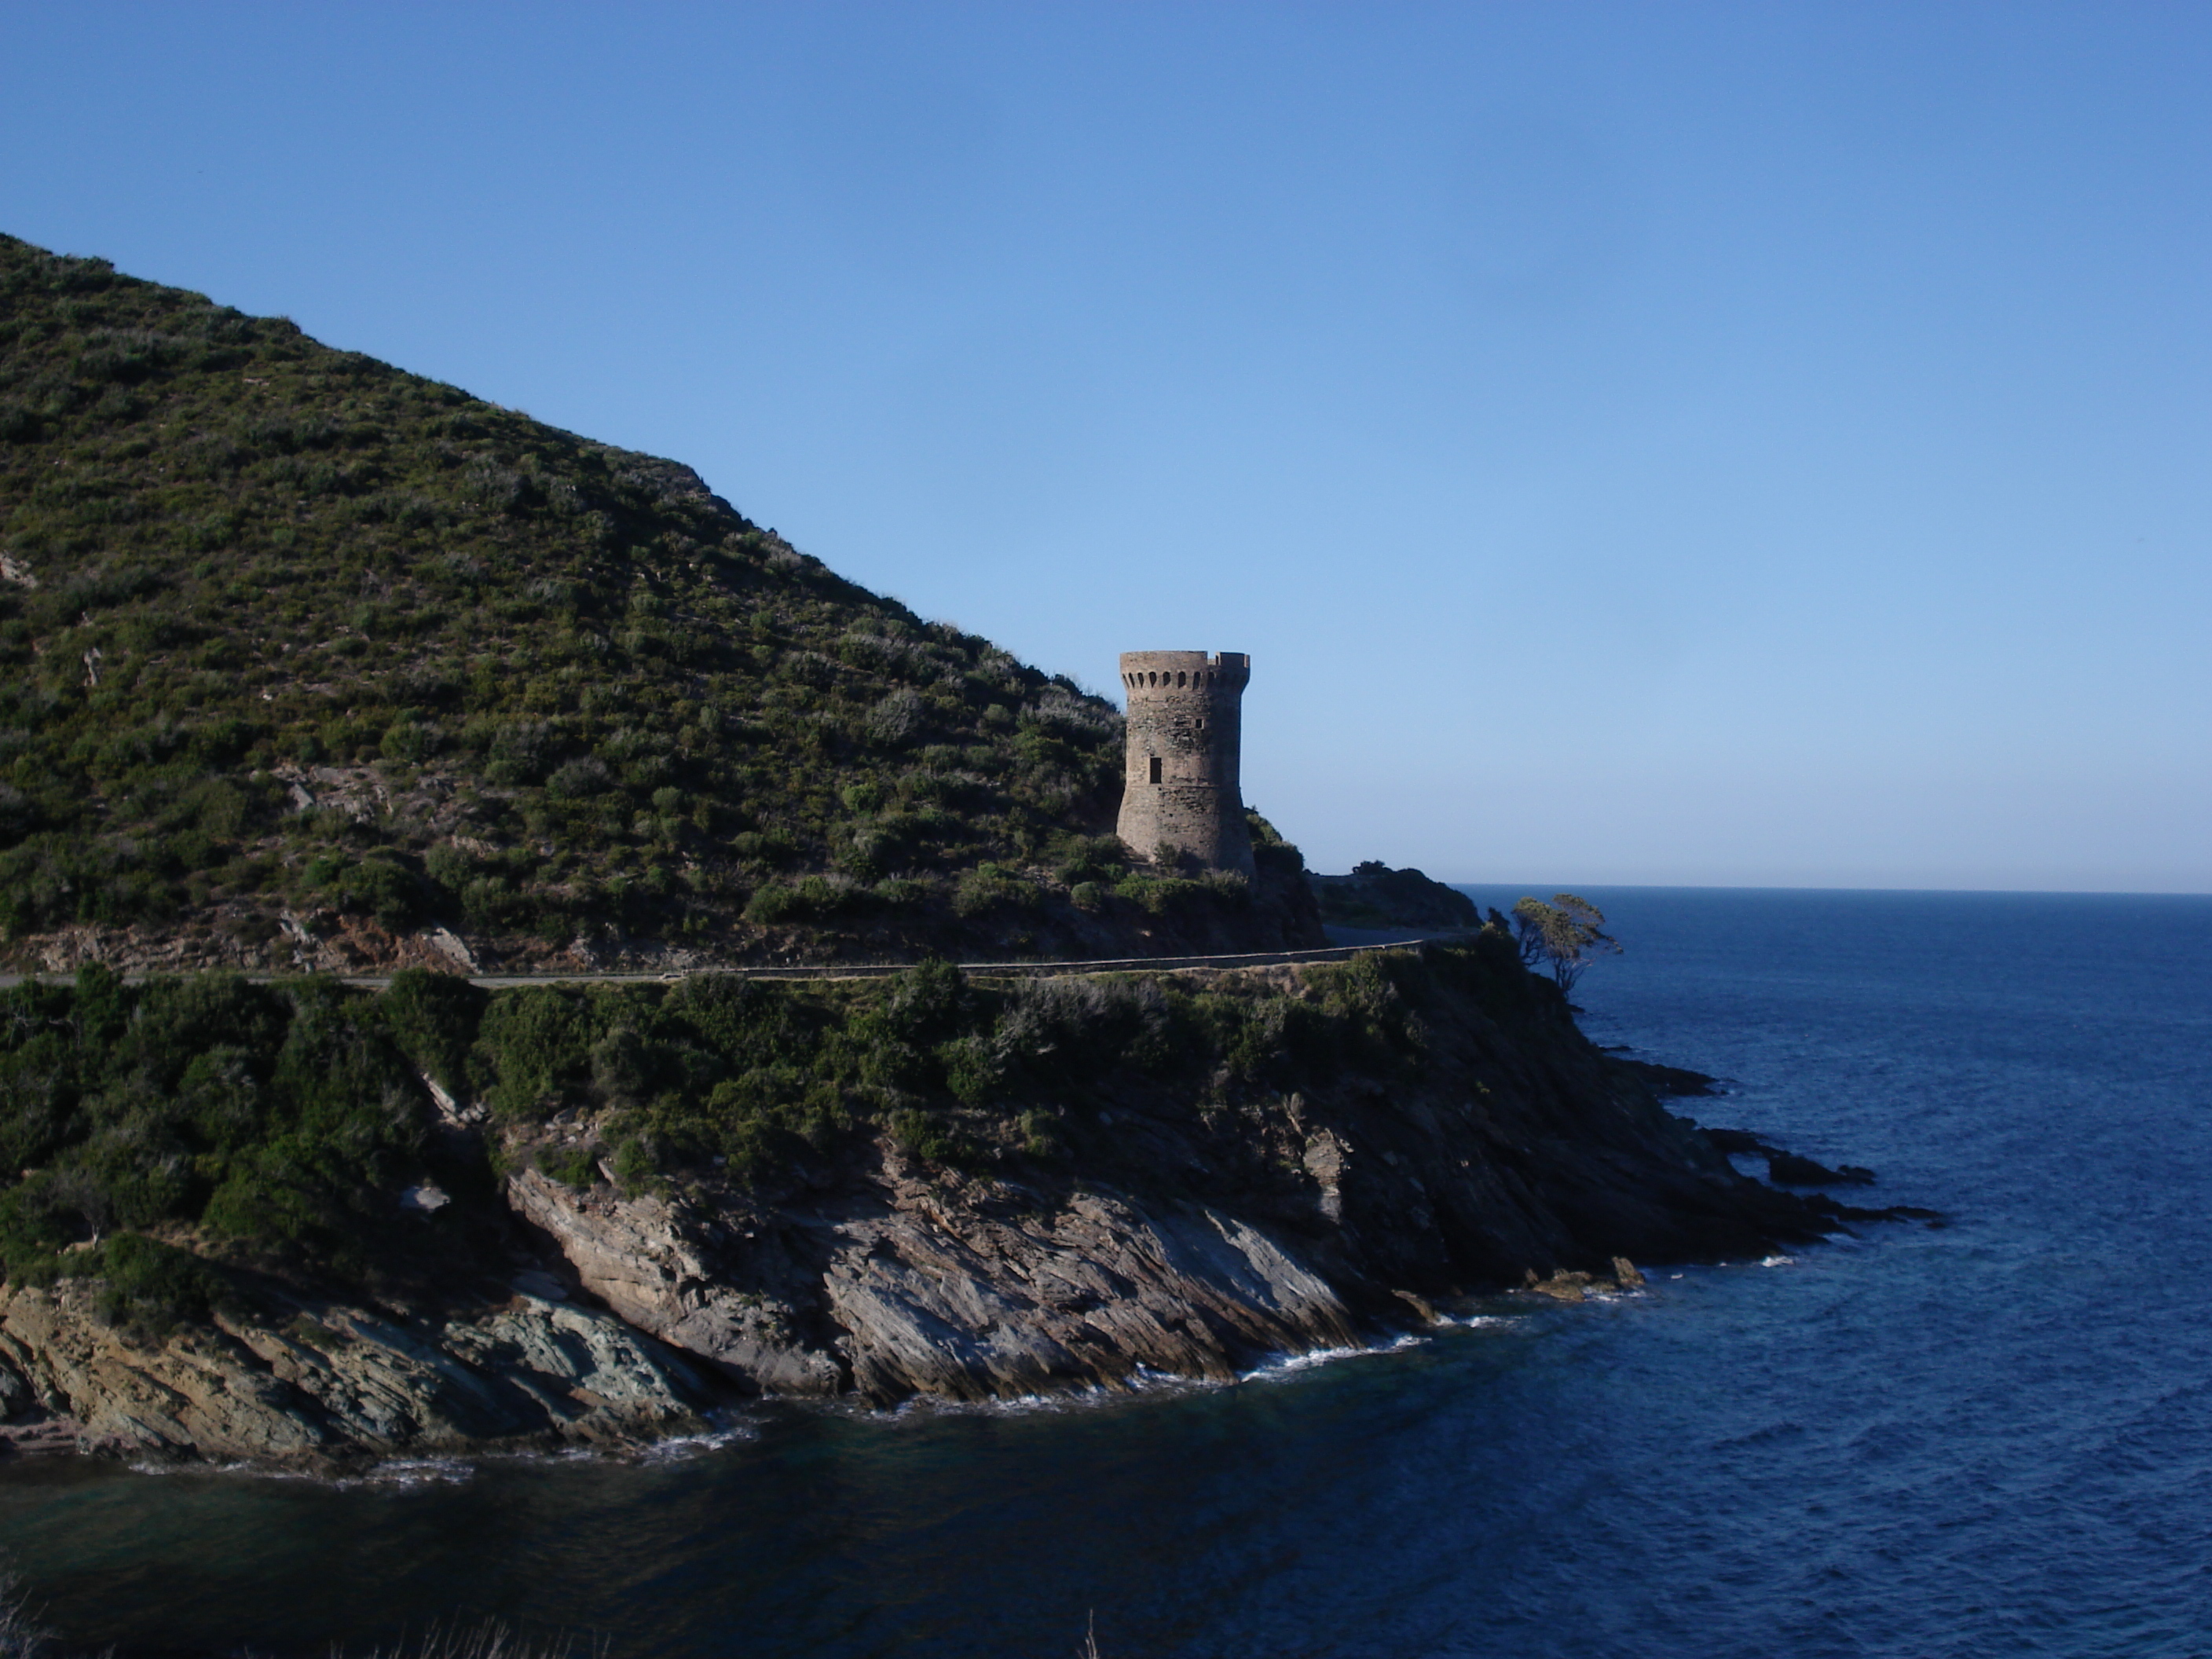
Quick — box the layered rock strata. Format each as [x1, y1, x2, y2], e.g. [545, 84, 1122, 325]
[0, 1279, 710, 1464]
[507, 1166, 1361, 1403]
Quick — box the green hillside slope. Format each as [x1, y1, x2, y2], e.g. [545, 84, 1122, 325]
[0, 236, 1317, 971]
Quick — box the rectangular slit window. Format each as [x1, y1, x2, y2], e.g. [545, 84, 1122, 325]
[1148, 756, 1163, 784]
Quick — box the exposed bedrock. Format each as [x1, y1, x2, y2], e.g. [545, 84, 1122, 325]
[508, 1165, 1360, 1403]
[0, 1277, 712, 1465]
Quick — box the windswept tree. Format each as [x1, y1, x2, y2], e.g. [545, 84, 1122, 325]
[1511, 894, 1621, 996]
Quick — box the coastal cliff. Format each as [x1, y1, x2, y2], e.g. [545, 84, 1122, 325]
[0, 937, 1873, 1463]
[500, 943, 1830, 1405]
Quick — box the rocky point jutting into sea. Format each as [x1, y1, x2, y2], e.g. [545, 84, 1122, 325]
[0, 940, 1914, 1467]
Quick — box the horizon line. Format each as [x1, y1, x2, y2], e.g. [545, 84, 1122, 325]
[1433, 881, 2212, 899]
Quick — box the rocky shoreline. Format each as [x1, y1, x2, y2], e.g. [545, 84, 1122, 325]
[0, 944, 1923, 1470]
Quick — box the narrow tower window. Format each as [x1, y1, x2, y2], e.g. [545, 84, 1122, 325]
[1148, 755, 1163, 785]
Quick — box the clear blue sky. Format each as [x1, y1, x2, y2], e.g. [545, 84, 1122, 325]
[5, 2, 2206, 891]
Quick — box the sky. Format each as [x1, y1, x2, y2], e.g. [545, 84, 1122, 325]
[3, 2, 2207, 892]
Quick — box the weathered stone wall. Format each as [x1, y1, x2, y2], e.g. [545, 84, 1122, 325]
[1115, 650, 1254, 880]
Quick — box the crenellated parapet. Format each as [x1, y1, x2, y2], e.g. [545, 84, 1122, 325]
[1119, 652, 1252, 696]
[1115, 650, 1254, 880]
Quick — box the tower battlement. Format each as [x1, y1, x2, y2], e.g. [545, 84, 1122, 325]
[1119, 651, 1251, 696]
[1115, 650, 1254, 880]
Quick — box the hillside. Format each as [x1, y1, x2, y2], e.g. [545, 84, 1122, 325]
[0, 235, 1318, 972]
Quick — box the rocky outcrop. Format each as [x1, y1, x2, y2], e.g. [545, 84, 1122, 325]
[0, 1278, 712, 1467]
[505, 1168, 844, 1397]
[824, 1188, 1357, 1398]
[508, 1163, 1361, 1403]
[1619, 1057, 1724, 1098]
[1701, 1126, 1877, 1186]
[493, 953, 1885, 1412]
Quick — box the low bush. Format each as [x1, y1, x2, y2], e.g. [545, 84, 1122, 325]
[1111, 873, 1213, 916]
[536, 1145, 600, 1189]
[93, 1232, 232, 1336]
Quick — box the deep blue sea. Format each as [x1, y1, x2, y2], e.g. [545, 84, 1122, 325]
[5, 888, 2212, 1658]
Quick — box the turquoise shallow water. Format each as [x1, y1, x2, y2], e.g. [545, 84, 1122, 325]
[5, 888, 2210, 1657]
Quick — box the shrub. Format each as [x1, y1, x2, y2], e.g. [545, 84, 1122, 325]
[1052, 834, 1126, 886]
[474, 987, 589, 1117]
[938, 1035, 1002, 1104]
[310, 854, 430, 929]
[379, 967, 487, 1093]
[588, 1024, 655, 1106]
[93, 1232, 230, 1335]
[954, 864, 1035, 917]
[1111, 873, 1213, 916]
[864, 688, 926, 746]
[992, 974, 1176, 1085]
[610, 1136, 656, 1196]
[743, 883, 804, 925]
[423, 841, 474, 892]
[379, 720, 433, 763]
[537, 1144, 599, 1189]
[1016, 1108, 1060, 1159]
[546, 756, 612, 799]
[886, 1107, 954, 1164]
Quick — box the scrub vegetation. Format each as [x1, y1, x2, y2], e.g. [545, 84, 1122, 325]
[0, 233, 1309, 969]
[0, 932, 1537, 1333]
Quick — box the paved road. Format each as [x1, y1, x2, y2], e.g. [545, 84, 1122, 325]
[0, 937, 1462, 992]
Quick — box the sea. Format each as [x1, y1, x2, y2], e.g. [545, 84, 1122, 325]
[3, 887, 2210, 1658]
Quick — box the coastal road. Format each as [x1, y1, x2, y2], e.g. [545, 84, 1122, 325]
[0, 935, 1477, 991]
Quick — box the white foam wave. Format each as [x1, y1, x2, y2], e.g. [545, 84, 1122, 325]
[877, 1364, 1240, 1422]
[121, 1454, 474, 1489]
[866, 1333, 1459, 1420]
[634, 1422, 758, 1462]
[884, 1390, 1086, 1419]
[1760, 1254, 1796, 1268]
[1241, 1331, 1430, 1381]
[353, 1457, 478, 1489]
[124, 1422, 762, 1484]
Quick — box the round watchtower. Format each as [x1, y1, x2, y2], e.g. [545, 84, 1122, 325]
[1115, 650, 1254, 881]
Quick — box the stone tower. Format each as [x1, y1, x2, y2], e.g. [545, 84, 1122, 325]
[1115, 650, 1254, 881]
